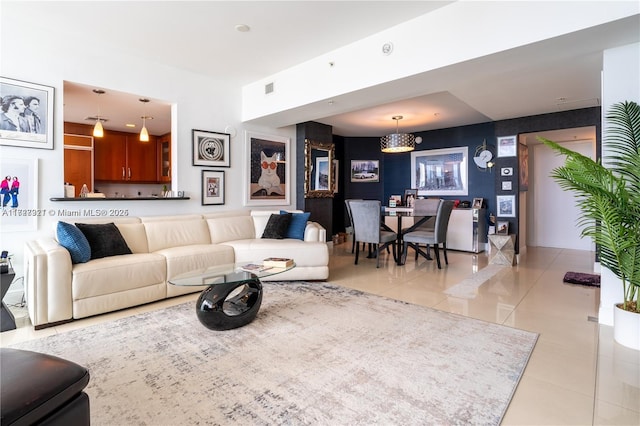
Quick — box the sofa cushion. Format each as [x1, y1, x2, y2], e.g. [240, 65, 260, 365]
[114, 223, 149, 254]
[56, 222, 91, 264]
[75, 223, 132, 260]
[261, 213, 291, 239]
[207, 216, 255, 243]
[143, 219, 211, 252]
[280, 210, 310, 240]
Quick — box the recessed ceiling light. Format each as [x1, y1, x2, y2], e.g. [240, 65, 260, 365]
[235, 24, 250, 32]
[125, 123, 136, 128]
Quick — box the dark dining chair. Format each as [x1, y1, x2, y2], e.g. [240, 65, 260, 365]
[349, 200, 397, 268]
[401, 200, 454, 268]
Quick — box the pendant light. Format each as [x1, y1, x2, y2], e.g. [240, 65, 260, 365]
[380, 115, 415, 153]
[92, 89, 105, 138]
[139, 98, 150, 142]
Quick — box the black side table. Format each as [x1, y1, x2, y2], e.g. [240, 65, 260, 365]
[1, 269, 17, 332]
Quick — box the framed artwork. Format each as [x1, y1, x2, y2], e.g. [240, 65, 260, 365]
[350, 160, 379, 182]
[192, 129, 230, 167]
[497, 135, 517, 158]
[410, 146, 469, 196]
[500, 167, 513, 177]
[0, 77, 54, 149]
[496, 220, 510, 235]
[244, 131, 290, 206]
[0, 157, 38, 231]
[502, 181, 513, 191]
[497, 195, 516, 217]
[314, 156, 329, 190]
[519, 143, 529, 191]
[403, 188, 418, 207]
[472, 197, 483, 209]
[201, 170, 225, 205]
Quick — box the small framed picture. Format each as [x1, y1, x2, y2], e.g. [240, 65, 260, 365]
[497, 135, 517, 158]
[202, 170, 225, 205]
[403, 188, 418, 207]
[501, 181, 512, 191]
[472, 197, 483, 209]
[350, 160, 379, 182]
[389, 194, 401, 207]
[497, 195, 516, 217]
[496, 221, 510, 235]
[192, 129, 231, 167]
[501, 167, 513, 177]
[177, 190, 185, 198]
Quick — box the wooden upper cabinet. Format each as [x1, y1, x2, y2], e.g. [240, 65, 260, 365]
[94, 132, 127, 181]
[94, 131, 157, 182]
[126, 135, 157, 182]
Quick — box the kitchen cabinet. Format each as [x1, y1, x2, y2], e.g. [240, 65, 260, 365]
[94, 131, 157, 182]
[64, 134, 93, 196]
[158, 133, 171, 182]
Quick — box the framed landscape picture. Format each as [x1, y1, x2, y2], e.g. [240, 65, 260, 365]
[350, 160, 379, 182]
[0, 77, 54, 149]
[497, 135, 517, 158]
[410, 146, 468, 196]
[244, 131, 290, 206]
[192, 129, 230, 167]
[497, 195, 516, 217]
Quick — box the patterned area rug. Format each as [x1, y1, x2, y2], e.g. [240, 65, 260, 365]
[563, 271, 601, 287]
[11, 282, 538, 425]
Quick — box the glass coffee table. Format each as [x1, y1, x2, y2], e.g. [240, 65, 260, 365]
[168, 261, 295, 331]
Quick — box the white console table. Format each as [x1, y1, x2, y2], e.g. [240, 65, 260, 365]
[384, 207, 486, 253]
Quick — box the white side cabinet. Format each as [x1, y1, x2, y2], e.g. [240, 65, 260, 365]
[447, 208, 486, 253]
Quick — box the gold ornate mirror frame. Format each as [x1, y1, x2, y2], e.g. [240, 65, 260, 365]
[304, 139, 335, 198]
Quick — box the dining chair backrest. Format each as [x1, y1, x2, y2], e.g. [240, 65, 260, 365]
[344, 199, 362, 227]
[413, 198, 441, 217]
[349, 200, 383, 244]
[433, 200, 455, 243]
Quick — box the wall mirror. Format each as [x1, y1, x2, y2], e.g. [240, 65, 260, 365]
[304, 139, 335, 198]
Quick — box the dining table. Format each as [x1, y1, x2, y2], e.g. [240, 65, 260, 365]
[382, 207, 434, 265]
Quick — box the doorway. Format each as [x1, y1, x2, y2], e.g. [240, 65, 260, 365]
[523, 127, 596, 250]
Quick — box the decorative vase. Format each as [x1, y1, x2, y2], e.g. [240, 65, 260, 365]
[613, 303, 640, 351]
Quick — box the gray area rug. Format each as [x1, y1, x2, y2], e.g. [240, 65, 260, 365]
[11, 282, 538, 425]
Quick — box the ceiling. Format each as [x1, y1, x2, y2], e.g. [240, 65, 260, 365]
[33, 1, 637, 139]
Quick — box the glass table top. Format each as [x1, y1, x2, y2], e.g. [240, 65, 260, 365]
[168, 261, 295, 287]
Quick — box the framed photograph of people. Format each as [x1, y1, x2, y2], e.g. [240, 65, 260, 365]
[0, 77, 54, 149]
[192, 129, 231, 167]
[244, 131, 290, 206]
[350, 160, 379, 182]
[403, 188, 418, 207]
[496, 195, 516, 217]
[472, 197, 483, 209]
[497, 135, 517, 158]
[0, 157, 38, 231]
[410, 146, 469, 196]
[496, 220, 510, 235]
[201, 170, 225, 205]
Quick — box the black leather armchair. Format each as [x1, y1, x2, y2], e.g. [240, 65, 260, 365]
[1, 348, 90, 425]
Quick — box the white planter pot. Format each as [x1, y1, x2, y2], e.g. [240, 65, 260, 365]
[613, 303, 640, 350]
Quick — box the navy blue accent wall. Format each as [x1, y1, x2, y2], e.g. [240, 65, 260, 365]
[342, 121, 497, 220]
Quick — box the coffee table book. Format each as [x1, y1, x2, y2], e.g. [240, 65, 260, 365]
[240, 263, 273, 273]
[263, 257, 294, 268]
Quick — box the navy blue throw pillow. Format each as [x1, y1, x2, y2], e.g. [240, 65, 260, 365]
[280, 210, 310, 240]
[57, 222, 91, 264]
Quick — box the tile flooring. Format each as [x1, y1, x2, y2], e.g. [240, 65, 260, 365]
[2, 244, 639, 425]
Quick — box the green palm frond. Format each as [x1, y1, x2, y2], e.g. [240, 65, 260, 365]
[539, 101, 640, 312]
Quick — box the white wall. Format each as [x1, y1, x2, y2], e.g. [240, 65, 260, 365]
[599, 42, 640, 326]
[0, 11, 296, 278]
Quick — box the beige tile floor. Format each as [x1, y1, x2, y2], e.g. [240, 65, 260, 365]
[2, 244, 639, 425]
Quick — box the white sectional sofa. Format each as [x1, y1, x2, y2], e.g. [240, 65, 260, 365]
[24, 210, 328, 329]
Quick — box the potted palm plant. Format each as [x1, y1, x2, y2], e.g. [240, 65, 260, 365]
[540, 100, 640, 350]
